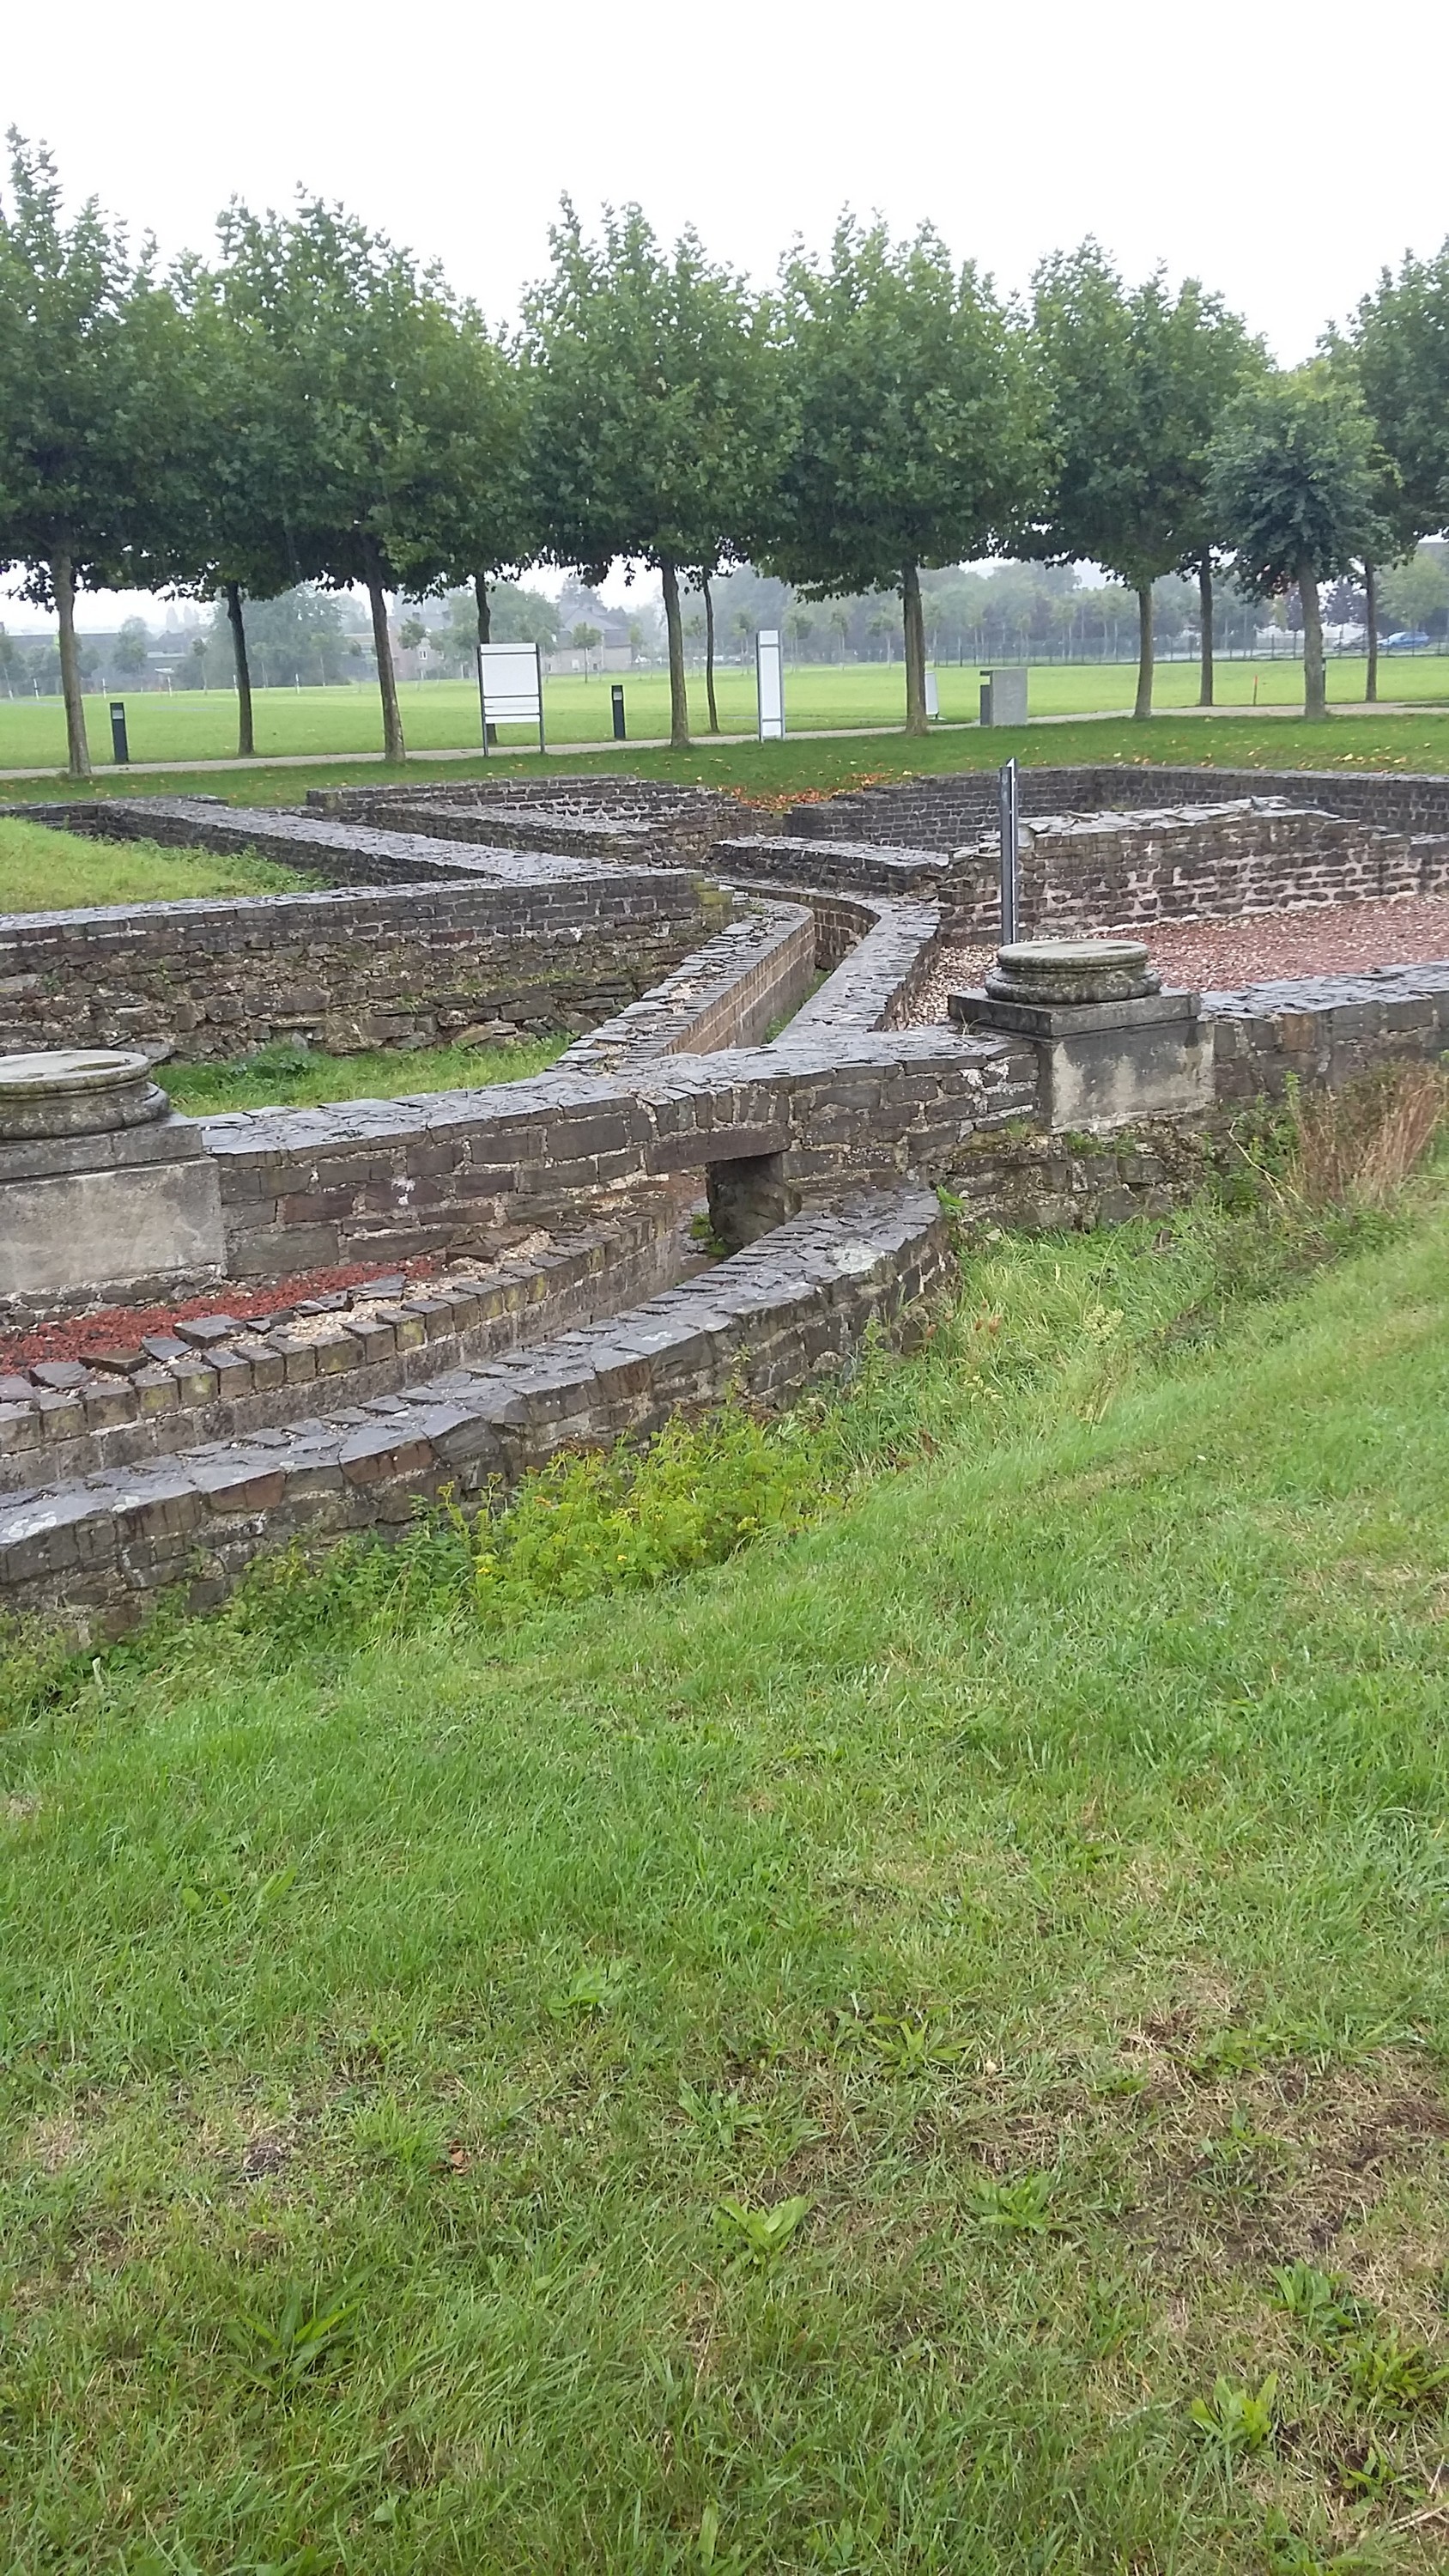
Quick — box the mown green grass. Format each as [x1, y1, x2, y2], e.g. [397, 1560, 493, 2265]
[160, 1034, 570, 1117]
[3, 653, 1446, 771]
[5, 708, 1449, 835]
[0, 814, 318, 914]
[3, 1183, 1448, 2571]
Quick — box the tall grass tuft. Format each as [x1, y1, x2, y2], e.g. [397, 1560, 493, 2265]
[1284, 1063, 1449, 1210]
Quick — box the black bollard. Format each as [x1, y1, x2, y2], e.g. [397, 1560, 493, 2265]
[610, 683, 626, 742]
[109, 702, 130, 765]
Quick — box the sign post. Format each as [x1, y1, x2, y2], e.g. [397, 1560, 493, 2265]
[477, 641, 545, 754]
[998, 756, 1020, 945]
[924, 667, 939, 721]
[755, 629, 785, 740]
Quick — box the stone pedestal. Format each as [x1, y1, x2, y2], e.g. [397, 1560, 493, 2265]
[949, 939, 1213, 1128]
[0, 1050, 226, 1312]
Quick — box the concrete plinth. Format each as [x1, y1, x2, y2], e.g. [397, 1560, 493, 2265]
[0, 1048, 225, 1310]
[949, 940, 1212, 1128]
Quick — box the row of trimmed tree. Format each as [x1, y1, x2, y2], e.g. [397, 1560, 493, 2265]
[3, 130, 1447, 772]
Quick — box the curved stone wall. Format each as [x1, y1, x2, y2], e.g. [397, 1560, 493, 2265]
[3, 758, 1447, 1635]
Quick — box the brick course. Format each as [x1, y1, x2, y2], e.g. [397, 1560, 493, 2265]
[0, 1188, 951, 1631]
[0, 869, 727, 1061]
[783, 763, 1449, 850]
[202, 1026, 1038, 1279]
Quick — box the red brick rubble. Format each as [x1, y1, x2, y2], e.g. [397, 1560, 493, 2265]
[0, 1255, 442, 1376]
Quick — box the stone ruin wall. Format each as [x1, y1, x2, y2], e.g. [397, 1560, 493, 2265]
[780, 762, 1449, 851]
[305, 774, 778, 870]
[0, 867, 728, 1064]
[944, 803, 1449, 941]
[3, 758, 1449, 1631]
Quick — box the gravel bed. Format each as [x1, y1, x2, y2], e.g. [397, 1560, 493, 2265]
[0, 1254, 450, 1375]
[912, 896, 1449, 1022]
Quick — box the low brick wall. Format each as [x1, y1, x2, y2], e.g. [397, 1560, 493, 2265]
[560, 902, 817, 1077]
[202, 1029, 1038, 1279]
[784, 902, 944, 1040]
[0, 1188, 951, 1632]
[307, 775, 776, 869]
[1205, 960, 1449, 1099]
[369, 801, 655, 864]
[940, 802, 1449, 940]
[715, 831, 949, 899]
[0, 872, 727, 1061]
[784, 762, 1449, 851]
[0, 1195, 689, 1495]
[3, 794, 664, 891]
[947, 1121, 1216, 1235]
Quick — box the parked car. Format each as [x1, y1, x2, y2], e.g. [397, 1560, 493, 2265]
[1383, 629, 1433, 652]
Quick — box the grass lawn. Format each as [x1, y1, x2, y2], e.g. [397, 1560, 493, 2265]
[3, 1183, 1448, 2570]
[0, 814, 317, 915]
[3, 654, 1447, 774]
[161, 1035, 569, 1116]
[5, 711, 1449, 845]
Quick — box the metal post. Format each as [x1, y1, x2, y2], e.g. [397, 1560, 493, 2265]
[998, 756, 1020, 945]
[610, 683, 626, 742]
[109, 702, 130, 765]
[476, 645, 489, 756]
[535, 642, 545, 755]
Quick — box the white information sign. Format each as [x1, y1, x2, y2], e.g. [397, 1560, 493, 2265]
[924, 666, 939, 720]
[755, 628, 785, 740]
[477, 641, 544, 752]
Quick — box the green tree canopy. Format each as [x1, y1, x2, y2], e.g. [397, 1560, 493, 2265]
[398, 302, 530, 700]
[522, 203, 767, 746]
[1024, 241, 1263, 716]
[1330, 246, 1449, 702]
[0, 131, 191, 773]
[1209, 365, 1385, 718]
[762, 216, 1042, 734]
[114, 614, 150, 676]
[1346, 245, 1449, 548]
[214, 195, 498, 762]
[163, 256, 310, 753]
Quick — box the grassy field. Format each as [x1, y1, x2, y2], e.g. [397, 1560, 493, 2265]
[5, 711, 1449, 855]
[3, 653, 1448, 772]
[3, 1174, 1448, 2571]
[161, 1034, 568, 1116]
[0, 814, 318, 914]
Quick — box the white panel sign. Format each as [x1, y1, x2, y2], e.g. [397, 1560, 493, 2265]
[478, 641, 544, 751]
[755, 629, 785, 740]
[924, 666, 939, 720]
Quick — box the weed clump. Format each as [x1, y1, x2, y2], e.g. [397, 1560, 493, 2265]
[1283, 1061, 1449, 1209]
[467, 1409, 820, 1620]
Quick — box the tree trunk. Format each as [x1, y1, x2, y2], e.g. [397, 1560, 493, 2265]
[1364, 560, 1378, 704]
[702, 573, 719, 732]
[225, 581, 255, 757]
[1197, 556, 1214, 708]
[1299, 560, 1327, 720]
[659, 556, 689, 748]
[474, 570, 496, 744]
[52, 550, 90, 778]
[1133, 584, 1155, 719]
[902, 561, 928, 736]
[361, 536, 406, 763]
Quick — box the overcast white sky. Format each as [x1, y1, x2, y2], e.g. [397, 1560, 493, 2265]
[5, 0, 1446, 629]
